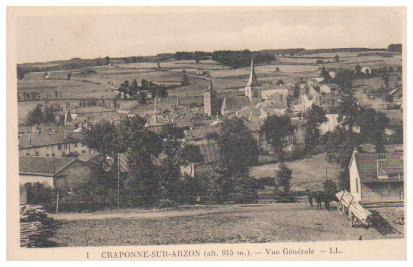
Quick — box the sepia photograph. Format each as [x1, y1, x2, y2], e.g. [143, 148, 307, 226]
[6, 5, 407, 260]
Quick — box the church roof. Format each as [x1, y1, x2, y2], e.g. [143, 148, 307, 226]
[246, 56, 258, 87]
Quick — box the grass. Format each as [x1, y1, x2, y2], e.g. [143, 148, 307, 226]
[249, 153, 341, 191]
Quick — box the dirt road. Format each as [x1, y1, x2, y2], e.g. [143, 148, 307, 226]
[49, 203, 403, 246]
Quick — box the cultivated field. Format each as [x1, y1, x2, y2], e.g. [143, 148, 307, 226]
[18, 51, 402, 122]
[49, 203, 403, 246]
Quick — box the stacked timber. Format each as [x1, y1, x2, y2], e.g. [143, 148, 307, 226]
[20, 205, 53, 247]
[336, 191, 372, 225]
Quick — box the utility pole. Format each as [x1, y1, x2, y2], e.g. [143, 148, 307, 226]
[117, 153, 120, 208]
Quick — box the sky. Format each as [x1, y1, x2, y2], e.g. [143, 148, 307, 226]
[14, 7, 405, 63]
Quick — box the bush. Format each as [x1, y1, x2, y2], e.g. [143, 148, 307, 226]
[23, 183, 56, 212]
[157, 199, 177, 209]
[274, 192, 297, 203]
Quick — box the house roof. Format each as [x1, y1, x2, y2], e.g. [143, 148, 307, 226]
[19, 133, 70, 149]
[19, 156, 78, 176]
[186, 126, 220, 141]
[354, 151, 403, 182]
[66, 132, 85, 143]
[197, 142, 221, 164]
[246, 56, 258, 87]
[221, 96, 251, 113]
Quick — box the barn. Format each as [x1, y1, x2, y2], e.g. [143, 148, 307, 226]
[348, 149, 404, 203]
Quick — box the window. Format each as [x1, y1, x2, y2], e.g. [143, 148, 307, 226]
[52, 153, 55, 157]
[57, 144, 62, 150]
[26, 153, 30, 156]
[35, 152, 39, 156]
[74, 143, 78, 148]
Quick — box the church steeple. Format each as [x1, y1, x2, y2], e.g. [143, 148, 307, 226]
[246, 55, 258, 87]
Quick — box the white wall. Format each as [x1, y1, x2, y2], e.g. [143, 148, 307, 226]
[349, 156, 361, 201]
[19, 174, 54, 188]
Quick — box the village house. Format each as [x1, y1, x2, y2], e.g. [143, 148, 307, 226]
[180, 142, 221, 178]
[19, 156, 92, 204]
[348, 149, 404, 203]
[19, 132, 96, 161]
[319, 113, 339, 134]
[19, 133, 72, 157]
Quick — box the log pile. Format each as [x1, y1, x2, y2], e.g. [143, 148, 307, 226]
[20, 205, 54, 247]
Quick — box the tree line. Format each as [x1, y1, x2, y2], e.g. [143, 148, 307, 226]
[35, 116, 262, 211]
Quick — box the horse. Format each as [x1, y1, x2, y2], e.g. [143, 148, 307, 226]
[307, 190, 334, 210]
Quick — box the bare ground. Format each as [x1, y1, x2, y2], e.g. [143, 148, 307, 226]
[49, 203, 403, 247]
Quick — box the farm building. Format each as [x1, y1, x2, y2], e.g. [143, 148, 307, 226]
[19, 133, 72, 157]
[19, 156, 92, 203]
[180, 142, 221, 178]
[348, 149, 404, 203]
[19, 132, 96, 161]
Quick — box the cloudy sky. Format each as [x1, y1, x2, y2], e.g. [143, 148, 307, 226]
[14, 7, 404, 63]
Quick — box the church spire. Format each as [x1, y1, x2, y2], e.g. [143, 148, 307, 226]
[246, 55, 258, 87]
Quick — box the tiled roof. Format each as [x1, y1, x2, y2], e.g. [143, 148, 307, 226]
[221, 96, 250, 113]
[186, 127, 220, 141]
[355, 152, 403, 182]
[19, 156, 77, 176]
[19, 134, 70, 149]
[66, 132, 85, 142]
[198, 142, 221, 164]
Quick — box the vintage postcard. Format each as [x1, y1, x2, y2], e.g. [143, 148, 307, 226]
[6, 6, 406, 260]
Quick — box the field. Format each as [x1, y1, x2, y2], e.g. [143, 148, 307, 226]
[49, 203, 403, 246]
[17, 50, 402, 123]
[249, 154, 341, 191]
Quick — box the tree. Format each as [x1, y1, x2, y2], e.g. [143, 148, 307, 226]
[26, 104, 44, 125]
[17, 66, 26, 80]
[358, 108, 389, 153]
[275, 162, 292, 193]
[214, 117, 259, 200]
[178, 144, 204, 163]
[337, 93, 359, 131]
[320, 65, 332, 81]
[82, 120, 120, 157]
[138, 92, 147, 105]
[323, 127, 361, 190]
[334, 69, 355, 92]
[304, 104, 327, 155]
[117, 116, 163, 205]
[334, 55, 340, 62]
[218, 117, 259, 177]
[232, 169, 257, 202]
[159, 123, 185, 157]
[262, 114, 293, 157]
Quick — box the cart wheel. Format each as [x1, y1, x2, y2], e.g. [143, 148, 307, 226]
[378, 222, 389, 235]
[337, 204, 346, 215]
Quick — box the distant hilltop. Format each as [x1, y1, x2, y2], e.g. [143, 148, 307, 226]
[17, 45, 401, 78]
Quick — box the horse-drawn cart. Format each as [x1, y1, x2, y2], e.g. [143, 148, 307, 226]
[335, 191, 390, 235]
